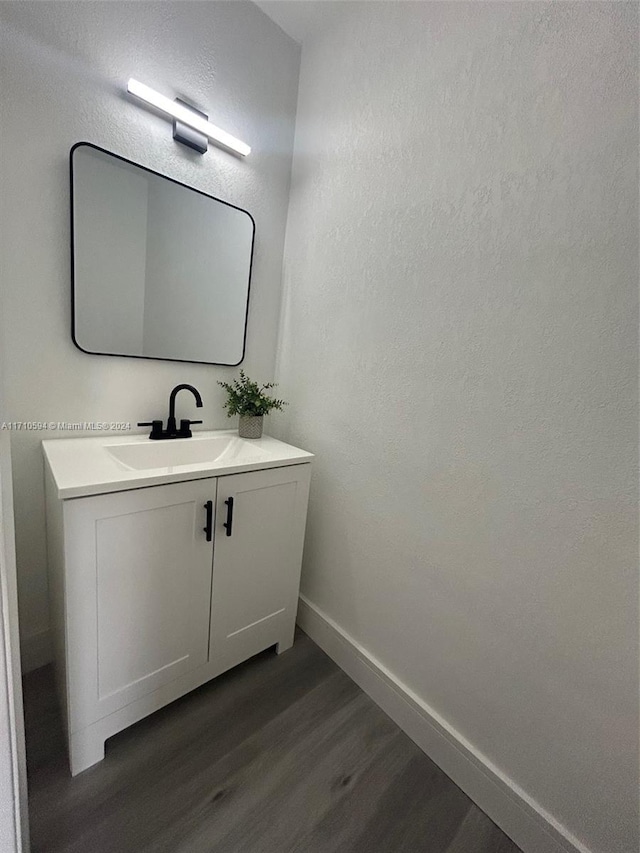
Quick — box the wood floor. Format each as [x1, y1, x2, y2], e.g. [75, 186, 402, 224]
[24, 630, 522, 853]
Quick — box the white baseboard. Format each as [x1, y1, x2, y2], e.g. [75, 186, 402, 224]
[297, 595, 589, 853]
[20, 628, 52, 674]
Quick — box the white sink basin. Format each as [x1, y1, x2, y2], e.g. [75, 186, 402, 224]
[107, 435, 261, 470]
[43, 430, 314, 499]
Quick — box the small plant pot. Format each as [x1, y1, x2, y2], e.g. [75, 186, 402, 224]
[238, 415, 263, 439]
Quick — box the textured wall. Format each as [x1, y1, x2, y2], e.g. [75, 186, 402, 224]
[275, 3, 638, 852]
[0, 0, 300, 666]
[0, 437, 22, 853]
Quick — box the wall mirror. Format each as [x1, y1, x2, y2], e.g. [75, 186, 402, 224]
[70, 143, 254, 365]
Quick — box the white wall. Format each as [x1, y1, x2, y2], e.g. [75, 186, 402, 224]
[0, 433, 28, 853]
[0, 279, 28, 849]
[276, 3, 638, 853]
[0, 0, 300, 669]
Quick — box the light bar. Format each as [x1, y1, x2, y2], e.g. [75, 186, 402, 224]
[127, 78, 251, 157]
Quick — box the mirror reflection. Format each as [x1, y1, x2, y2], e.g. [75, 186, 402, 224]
[71, 143, 254, 365]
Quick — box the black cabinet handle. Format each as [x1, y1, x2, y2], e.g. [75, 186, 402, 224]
[203, 500, 213, 542]
[223, 497, 234, 537]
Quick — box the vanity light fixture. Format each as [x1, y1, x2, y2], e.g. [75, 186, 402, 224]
[126, 78, 251, 157]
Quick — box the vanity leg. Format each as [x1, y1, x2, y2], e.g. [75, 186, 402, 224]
[276, 627, 296, 655]
[69, 727, 105, 776]
[276, 610, 297, 655]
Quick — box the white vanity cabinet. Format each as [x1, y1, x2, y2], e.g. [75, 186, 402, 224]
[210, 467, 311, 673]
[43, 433, 312, 776]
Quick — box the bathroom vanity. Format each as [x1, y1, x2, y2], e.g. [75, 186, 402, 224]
[43, 431, 312, 775]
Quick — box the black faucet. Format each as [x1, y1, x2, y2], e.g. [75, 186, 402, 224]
[138, 384, 203, 440]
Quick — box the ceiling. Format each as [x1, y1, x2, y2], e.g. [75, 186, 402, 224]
[253, 0, 337, 44]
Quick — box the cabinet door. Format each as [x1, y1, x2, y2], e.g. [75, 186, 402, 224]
[64, 478, 216, 728]
[209, 464, 311, 672]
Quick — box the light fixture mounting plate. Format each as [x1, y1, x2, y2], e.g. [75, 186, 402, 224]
[173, 99, 208, 154]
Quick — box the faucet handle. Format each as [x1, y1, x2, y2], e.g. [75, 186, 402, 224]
[138, 420, 163, 440]
[179, 419, 202, 438]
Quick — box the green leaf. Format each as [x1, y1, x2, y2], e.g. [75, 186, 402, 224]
[218, 373, 288, 417]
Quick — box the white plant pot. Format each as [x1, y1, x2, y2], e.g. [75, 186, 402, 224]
[238, 415, 263, 439]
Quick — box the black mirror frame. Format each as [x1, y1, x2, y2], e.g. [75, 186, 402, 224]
[69, 141, 255, 366]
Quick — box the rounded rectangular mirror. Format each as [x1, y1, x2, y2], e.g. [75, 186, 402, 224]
[71, 143, 254, 365]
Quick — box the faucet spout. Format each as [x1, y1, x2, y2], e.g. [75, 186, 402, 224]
[166, 384, 203, 436]
[139, 384, 204, 440]
[169, 384, 203, 421]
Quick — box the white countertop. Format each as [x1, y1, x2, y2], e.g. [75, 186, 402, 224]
[43, 430, 314, 499]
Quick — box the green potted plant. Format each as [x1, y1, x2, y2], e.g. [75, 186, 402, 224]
[218, 370, 287, 439]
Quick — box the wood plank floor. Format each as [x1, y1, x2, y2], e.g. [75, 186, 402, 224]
[24, 630, 523, 853]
